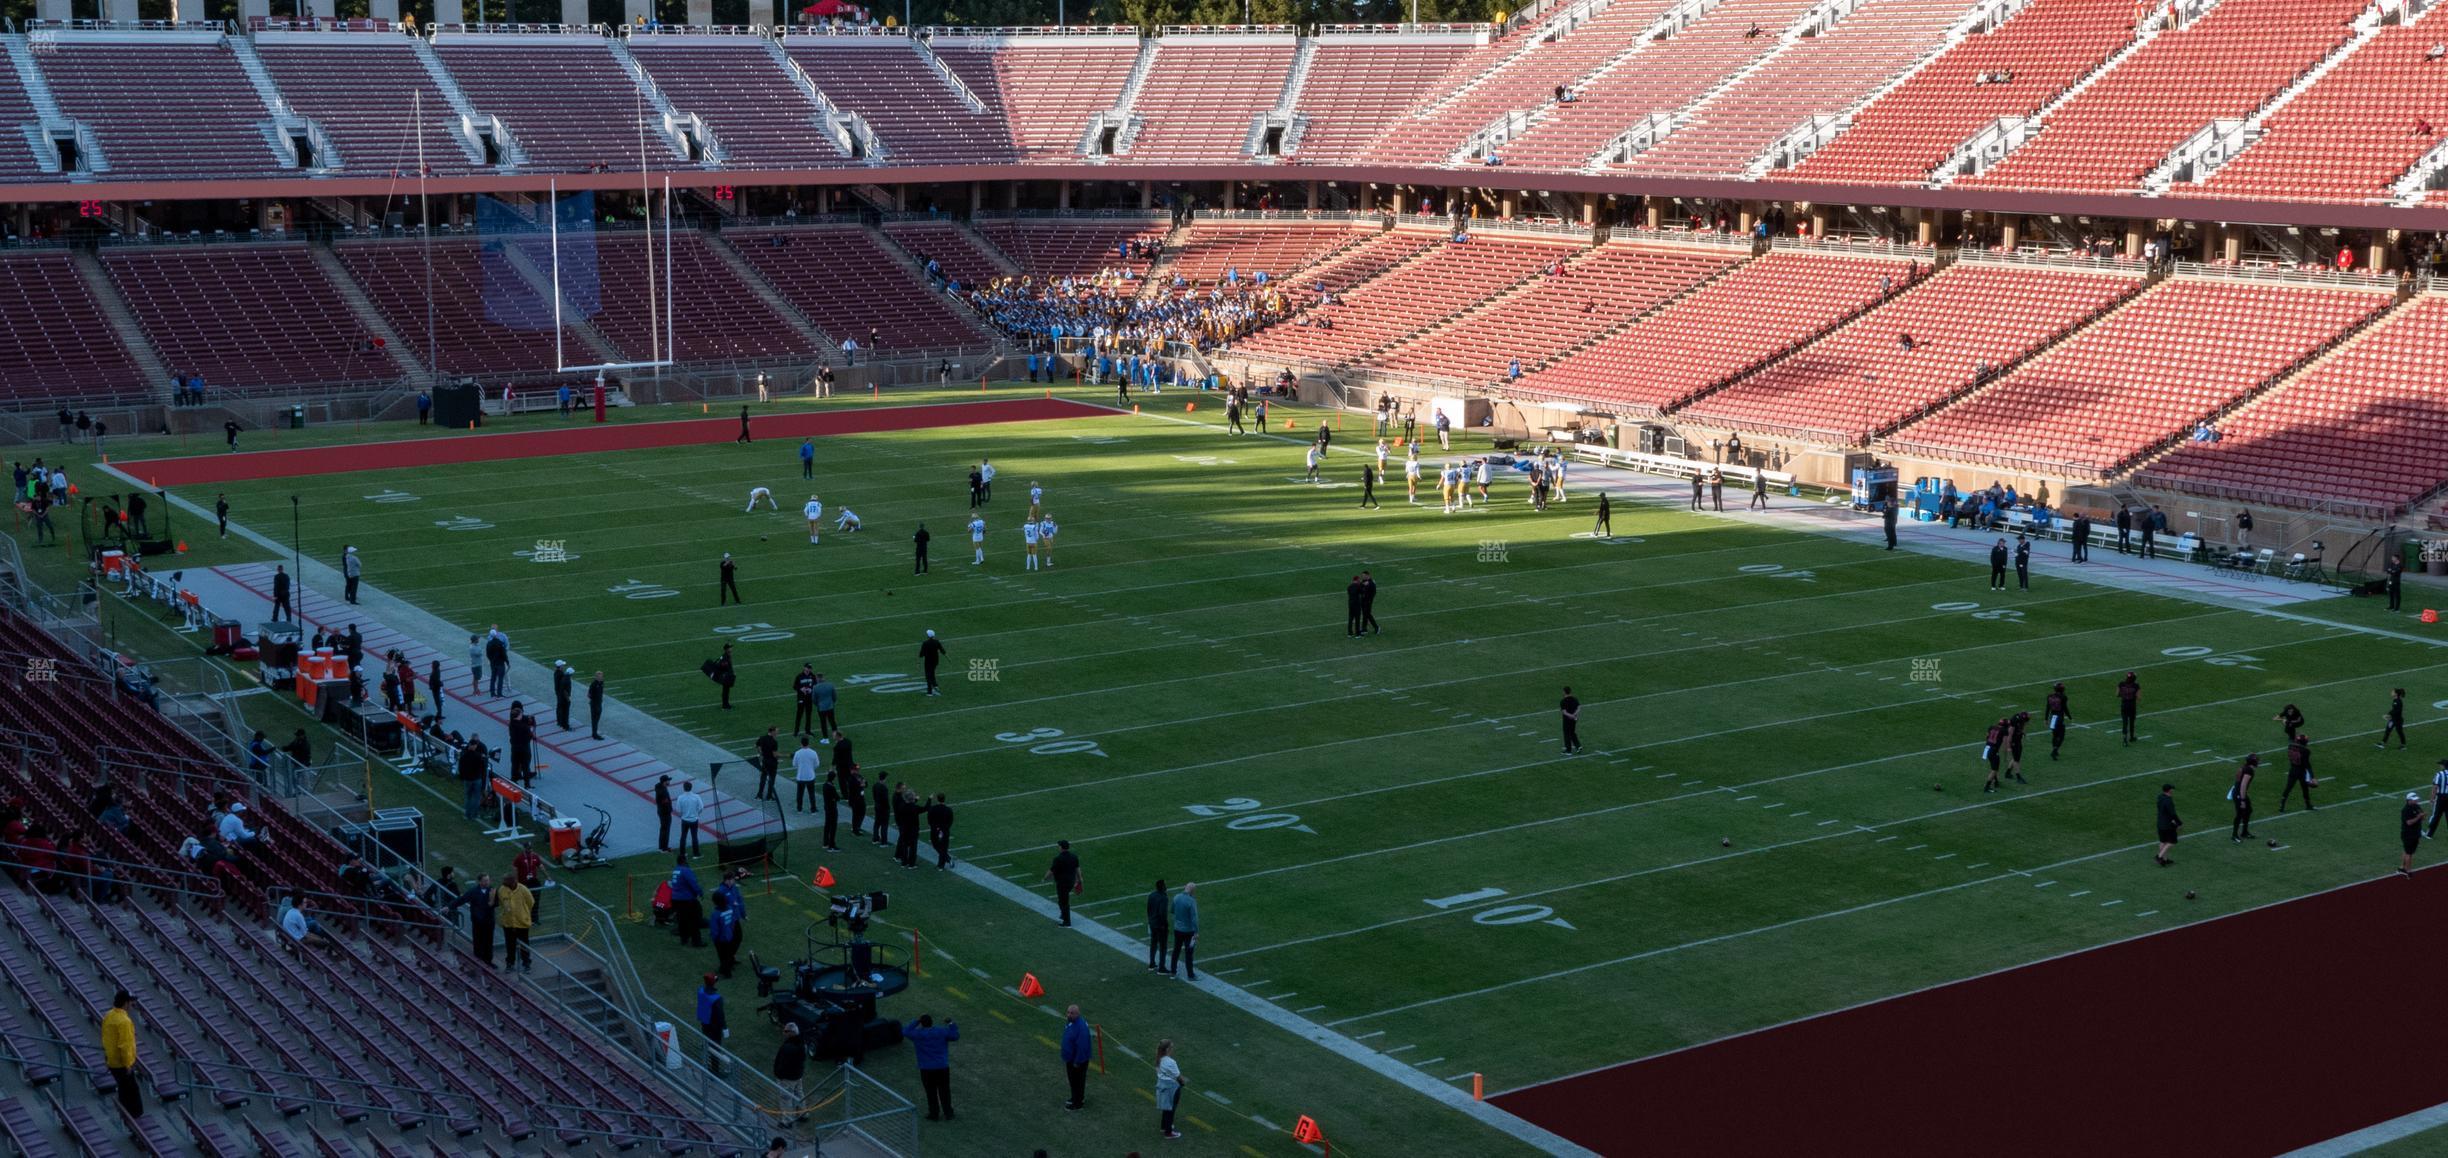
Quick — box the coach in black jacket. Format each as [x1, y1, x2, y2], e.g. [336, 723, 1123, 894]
[1145, 881, 1171, 973]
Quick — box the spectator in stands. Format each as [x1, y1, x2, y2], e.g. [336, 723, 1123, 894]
[840, 336, 859, 366]
[224, 419, 241, 453]
[415, 391, 431, 425]
[2426, 41, 2444, 61]
[277, 891, 336, 951]
[56, 407, 72, 444]
[17, 823, 57, 893]
[216, 802, 262, 853]
[1897, 332, 1915, 351]
[83, 783, 113, 823]
[102, 990, 142, 1119]
[495, 873, 536, 973]
[446, 872, 498, 966]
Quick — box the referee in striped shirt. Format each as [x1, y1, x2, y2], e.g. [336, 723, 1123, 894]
[2428, 759, 2448, 839]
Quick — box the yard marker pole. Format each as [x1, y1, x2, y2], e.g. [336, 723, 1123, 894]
[910, 929, 923, 977]
[1095, 1024, 1106, 1074]
[1472, 1073, 1482, 1101]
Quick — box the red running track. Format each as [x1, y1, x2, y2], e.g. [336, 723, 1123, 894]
[119, 398, 1104, 486]
[1494, 870, 2448, 1157]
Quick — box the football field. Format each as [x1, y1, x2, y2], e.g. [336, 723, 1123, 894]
[174, 388, 2447, 1143]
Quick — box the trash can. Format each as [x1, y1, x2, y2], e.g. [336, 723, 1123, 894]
[2429, 542, 2448, 576]
[653, 1022, 683, 1070]
[547, 815, 583, 861]
[2408, 541, 2430, 576]
[288, 404, 305, 430]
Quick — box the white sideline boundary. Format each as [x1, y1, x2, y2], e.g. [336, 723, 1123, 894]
[2283, 1101, 2448, 1156]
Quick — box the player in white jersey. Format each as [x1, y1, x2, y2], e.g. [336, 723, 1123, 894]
[968, 515, 986, 565]
[746, 486, 776, 512]
[1404, 447, 1422, 504]
[1551, 451, 1569, 502]
[1037, 515, 1057, 567]
[801, 495, 823, 543]
[1440, 464, 1458, 514]
[1022, 518, 1042, 570]
[1474, 458, 1492, 505]
[834, 508, 861, 532]
[1028, 483, 1044, 520]
[1375, 440, 1389, 477]
[1305, 444, 1322, 483]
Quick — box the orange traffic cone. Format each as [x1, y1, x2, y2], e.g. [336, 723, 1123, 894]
[1017, 973, 1045, 999]
[2425, 609, 2440, 624]
[1286, 419, 1298, 430]
[1185, 402, 1196, 412]
[1293, 1115, 1325, 1145]
[813, 866, 837, 889]
[174, 542, 188, 554]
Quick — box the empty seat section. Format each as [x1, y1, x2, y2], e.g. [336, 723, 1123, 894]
[954, 39, 1138, 162]
[333, 240, 580, 377]
[976, 220, 1168, 281]
[254, 40, 481, 175]
[101, 245, 393, 391]
[435, 39, 684, 171]
[1521, 252, 1904, 412]
[882, 221, 1007, 287]
[1680, 262, 2139, 441]
[1956, 0, 2364, 195]
[579, 232, 815, 365]
[1236, 234, 1575, 364]
[2137, 295, 2448, 516]
[0, 48, 48, 181]
[1623, 0, 1988, 178]
[1883, 278, 2391, 472]
[0, 252, 144, 406]
[1374, 244, 1741, 384]
[730, 226, 986, 350]
[38, 39, 285, 179]
[629, 38, 852, 169]
[1791, 0, 2138, 186]
[1126, 38, 1296, 163]
[1165, 224, 1371, 286]
[1502, 0, 1826, 171]
[1284, 39, 1476, 164]
[1360, 1, 1680, 164]
[2194, 10, 2448, 204]
[788, 38, 1014, 164]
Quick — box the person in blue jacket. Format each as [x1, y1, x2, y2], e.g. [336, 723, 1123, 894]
[695, 974, 726, 1071]
[904, 1013, 960, 1120]
[1061, 1004, 1094, 1110]
[670, 856, 705, 948]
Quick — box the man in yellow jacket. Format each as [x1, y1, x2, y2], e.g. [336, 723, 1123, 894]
[102, 989, 141, 1118]
[494, 877, 536, 973]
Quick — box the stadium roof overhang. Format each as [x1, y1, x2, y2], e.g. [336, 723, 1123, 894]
[9, 165, 2446, 234]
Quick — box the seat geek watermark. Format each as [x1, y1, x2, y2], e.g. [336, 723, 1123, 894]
[1477, 539, 1509, 564]
[1910, 658, 1942, 683]
[968, 658, 1000, 683]
[23, 657, 57, 684]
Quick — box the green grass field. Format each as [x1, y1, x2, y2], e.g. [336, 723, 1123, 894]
[32, 385, 2448, 1156]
